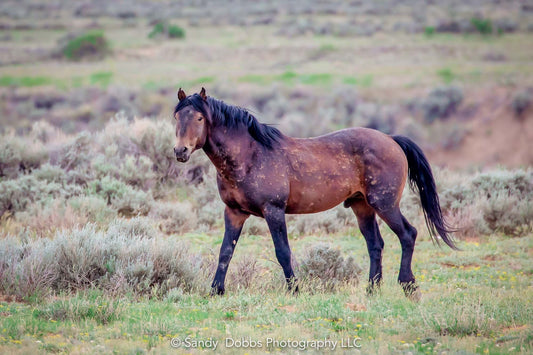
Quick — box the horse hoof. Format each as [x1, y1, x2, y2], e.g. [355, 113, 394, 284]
[401, 282, 421, 302]
[366, 284, 381, 296]
[407, 288, 422, 302]
[287, 278, 299, 295]
[289, 285, 300, 295]
[210, 286, 225, 296]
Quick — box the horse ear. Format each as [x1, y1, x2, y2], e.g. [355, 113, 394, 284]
[199, 87, 207, 101]
[177, 88, 187, 101]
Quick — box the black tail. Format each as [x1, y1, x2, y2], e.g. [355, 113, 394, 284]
[392, 135, 458, 250]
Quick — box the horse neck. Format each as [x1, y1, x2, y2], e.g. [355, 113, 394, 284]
[202, 123, 254, 181]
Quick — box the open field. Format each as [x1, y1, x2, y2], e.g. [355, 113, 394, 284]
[1, 233, 532, 354]
[1, 1, 532, 354]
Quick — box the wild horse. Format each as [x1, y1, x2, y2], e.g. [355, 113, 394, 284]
[173, 88, 456, 298]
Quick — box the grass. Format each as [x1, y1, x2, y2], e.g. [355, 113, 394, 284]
[89, 71, 113, 87]
[343, 74, 374, 87]
[0, 27, 530, 93]
[0, 75, 53, 87]
[437, 67, 455, 84]
[238, 72, 358, 87]
[0, 72, 116, 89]
[0, 233, 531, 354]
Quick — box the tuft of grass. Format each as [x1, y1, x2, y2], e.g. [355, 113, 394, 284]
[34, 292, 124, 325]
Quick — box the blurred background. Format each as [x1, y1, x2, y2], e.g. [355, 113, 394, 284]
[0, 0, 531, 169]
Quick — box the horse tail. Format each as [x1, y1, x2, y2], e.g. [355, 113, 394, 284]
[392, 135, 458, 250]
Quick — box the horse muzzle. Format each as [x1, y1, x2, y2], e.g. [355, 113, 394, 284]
[174, 146, 191, 162]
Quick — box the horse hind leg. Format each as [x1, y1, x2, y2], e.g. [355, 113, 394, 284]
[374, 205, 420, 300]
[349, 198, 384, 295]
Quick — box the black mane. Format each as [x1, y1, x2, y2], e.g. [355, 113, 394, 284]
[174, 94, 283, 149]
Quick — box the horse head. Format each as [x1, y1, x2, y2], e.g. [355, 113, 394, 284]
[173, 87, 209, 162]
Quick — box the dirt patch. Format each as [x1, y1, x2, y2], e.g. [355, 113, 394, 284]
[345, 302, 367, 312]
[278, 305, 297, 313]
[440, 262, 481, 269]
[482, 254, 501, 262]
[428, 86, 533, 169]
[0, 293, 16, 303]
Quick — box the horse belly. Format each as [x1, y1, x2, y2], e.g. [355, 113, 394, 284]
[285, 173, 359, 214]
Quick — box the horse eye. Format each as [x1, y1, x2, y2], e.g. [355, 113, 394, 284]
[198, 117, 203, 121]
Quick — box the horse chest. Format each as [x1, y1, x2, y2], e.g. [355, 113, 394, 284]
[217, 176, 259, 213]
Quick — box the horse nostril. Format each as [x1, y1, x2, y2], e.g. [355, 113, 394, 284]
[174, 146, 188, 156]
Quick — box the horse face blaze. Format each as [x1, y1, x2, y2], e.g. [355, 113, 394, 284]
[174, 107, 207, 162]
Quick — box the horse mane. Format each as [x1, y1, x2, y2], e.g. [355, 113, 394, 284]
[174, 94, 284, 149]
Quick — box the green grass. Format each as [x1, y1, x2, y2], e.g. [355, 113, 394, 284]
[184, 76, 215, 87]
[424, 26, 436, 36]
[1, 234, 531, 354]
[238, 72, 357, 87]
[89, 71, 113, 88]
[0, 75, 53, 87]
[342, 74, 374, 87]
[0, 72, 117, 90]
[437, 67, 456, 84]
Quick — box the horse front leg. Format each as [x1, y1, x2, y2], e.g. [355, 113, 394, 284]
[263, 204, 298, 293]
[211, 206, 249, 295]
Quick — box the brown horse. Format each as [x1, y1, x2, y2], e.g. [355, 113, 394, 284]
[173, 88, 456, 297]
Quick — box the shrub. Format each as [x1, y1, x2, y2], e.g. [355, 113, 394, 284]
[0, 132, 47, 178]
[0, 175, 65, 217]
[242, 216, 270, 236]
[424, 26, 435, 36]
[288, 206, 353, 236]
[0, 224, 205, 299]
[440, 169, 533, 237]
[298, 243, 361, 290]
[60, 30, 110, 61]
[33, 163, 66, 183]
[471, 17, 493, 35]
[422, 85, 463, 123]
[57, 132, 93, 172]
[511, 90, 531, 117]
[68, 195, 115, 224]
[0, 237, 56, 301]
[107, 217, 157, 239]
[87, 176, 153, 216]
[149, 201, 197, 234]
[148, 22, 185, 39]
[226, 255, 259, 290]
[15, 200, 87, 238]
